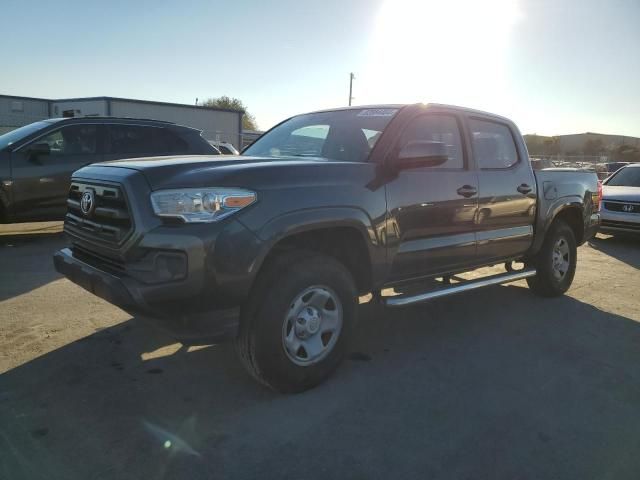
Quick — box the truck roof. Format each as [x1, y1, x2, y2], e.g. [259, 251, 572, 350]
[307, 103, 515, 124]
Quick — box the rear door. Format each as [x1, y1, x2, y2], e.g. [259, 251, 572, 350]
[386, 112, 479, 281]
[468, 117, 536, 261]
[11, 124, 102, 220]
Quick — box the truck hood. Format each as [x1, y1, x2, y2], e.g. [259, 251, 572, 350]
[602, 185, 640, 202]
[93, 155, 366, 190]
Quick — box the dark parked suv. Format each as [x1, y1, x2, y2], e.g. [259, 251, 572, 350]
[0, 117, 218, 223]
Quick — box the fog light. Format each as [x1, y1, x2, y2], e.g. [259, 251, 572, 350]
[154, 253, 187, 281]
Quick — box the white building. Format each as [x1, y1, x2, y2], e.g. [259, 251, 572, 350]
[0, 94, 244, 148]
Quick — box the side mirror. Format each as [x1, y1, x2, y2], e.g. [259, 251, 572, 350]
[27, 142, 50, 160]
[392, 141, 449, 170]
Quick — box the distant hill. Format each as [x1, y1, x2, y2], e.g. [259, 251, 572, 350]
[525, 132, 640, 160]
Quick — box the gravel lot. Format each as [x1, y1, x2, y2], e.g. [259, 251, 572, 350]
[1, 222, 639, 480]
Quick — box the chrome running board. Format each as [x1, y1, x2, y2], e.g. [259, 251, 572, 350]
[384, 268, 537, 307]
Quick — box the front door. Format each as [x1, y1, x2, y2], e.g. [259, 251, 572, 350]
[386, 113, 478, 282]
[11, 124, 102, 220]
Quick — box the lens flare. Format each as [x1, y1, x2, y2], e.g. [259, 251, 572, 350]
[362, 0, 522, 111]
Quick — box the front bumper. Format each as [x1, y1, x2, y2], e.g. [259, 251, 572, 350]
[600, 210, 640, 234]
[583, 212, 601, 242]
[54, 247, 240, 341]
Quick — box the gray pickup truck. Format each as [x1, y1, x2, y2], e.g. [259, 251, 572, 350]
[54, 103, 601, 392]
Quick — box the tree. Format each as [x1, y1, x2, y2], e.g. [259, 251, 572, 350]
[202, 96, 258, 130]
[524, 134, 559, 155]
[543, 136, 561, 155]
[611, 144, 640, 162]
[524, 134, 545, 154]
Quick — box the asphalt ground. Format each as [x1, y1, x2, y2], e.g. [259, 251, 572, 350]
[1, 222, 639, 479]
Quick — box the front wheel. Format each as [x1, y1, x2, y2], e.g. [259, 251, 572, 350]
[526, 220, 577, 297]
[235, 252, 357, 393]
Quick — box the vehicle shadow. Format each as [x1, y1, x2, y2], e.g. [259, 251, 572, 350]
[588, 233, 639, 270]
[0, 224, 67, 302]
[2, 284, 640, 479]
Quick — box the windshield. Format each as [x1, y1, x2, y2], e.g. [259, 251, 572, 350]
[0, 121, 55, 150]
[606, 166, 640, 187]
[243, 108, 399, 162]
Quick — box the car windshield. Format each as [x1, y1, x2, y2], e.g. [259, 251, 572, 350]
[243, 108, 399, 162]
[0, 121, 54, 150]
[606, 166, 640, 187]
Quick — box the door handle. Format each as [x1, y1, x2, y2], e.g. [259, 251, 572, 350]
[456, 185, 477, 198]
[517, 184, 532, 194]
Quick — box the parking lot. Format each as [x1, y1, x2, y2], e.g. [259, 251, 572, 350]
[1, 223, 639, 479]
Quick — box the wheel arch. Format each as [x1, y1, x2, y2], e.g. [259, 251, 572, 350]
[530, 201, 585, 255]
[249, 208, 383, 295]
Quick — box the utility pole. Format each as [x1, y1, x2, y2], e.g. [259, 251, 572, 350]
[348, 72, 355, 106]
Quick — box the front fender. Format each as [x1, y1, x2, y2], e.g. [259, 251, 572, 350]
[245, 206, 387, 288]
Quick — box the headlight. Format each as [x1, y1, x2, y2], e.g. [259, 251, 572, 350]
[150, 188, 256, 223]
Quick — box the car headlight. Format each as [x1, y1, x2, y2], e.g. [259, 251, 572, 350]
[150, 188, 257, 223]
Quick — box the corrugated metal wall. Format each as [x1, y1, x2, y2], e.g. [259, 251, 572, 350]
[51, 100, 108, 118]
[1, 96, 243, 148]
[0, 97, 49, 132]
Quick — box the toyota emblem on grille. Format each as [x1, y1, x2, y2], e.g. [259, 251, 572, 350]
[80, 190, 96, 216]
[622, 204, 635, 213]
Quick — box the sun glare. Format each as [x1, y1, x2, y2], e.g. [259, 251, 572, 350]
[362, 0, 522, 111]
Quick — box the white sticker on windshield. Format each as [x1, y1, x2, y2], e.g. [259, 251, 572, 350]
[357, 108, 398, 117]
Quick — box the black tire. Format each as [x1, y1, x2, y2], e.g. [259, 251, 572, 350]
[526, 220, 577, 297]
[235, 251, 357, 393]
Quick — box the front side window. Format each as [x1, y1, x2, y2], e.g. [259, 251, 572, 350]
[469, 119, 518, 169]
[0, 121, 60, 151]
[39, 125, 97, 155]
[398, 115, 464, 169]
[243, 108, 398, 162]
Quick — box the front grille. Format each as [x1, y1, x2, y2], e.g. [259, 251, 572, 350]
[72, 244, 126, 275]
[601, 219, 640, 231]
[65, 181, 133, 247]
[604, 200, 640, 214]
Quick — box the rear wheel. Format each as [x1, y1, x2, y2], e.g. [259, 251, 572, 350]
[526, 220, 577, 297]
[235, 251, 357, 393]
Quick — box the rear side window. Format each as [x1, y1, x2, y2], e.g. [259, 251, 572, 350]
[107, 125, 188, 155]
[163, 129, 189, 152]
[469, 119, 518, 169]
[399, 115, 464, 169]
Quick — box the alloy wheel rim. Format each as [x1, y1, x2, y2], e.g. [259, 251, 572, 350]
[282, 285, 343, 366]
[552, 237, 570, 281]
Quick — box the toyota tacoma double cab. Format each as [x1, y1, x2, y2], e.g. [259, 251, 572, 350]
[54, 104, 601, 392]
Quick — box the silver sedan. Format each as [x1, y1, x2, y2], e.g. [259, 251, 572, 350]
[600, 163, 640, 235]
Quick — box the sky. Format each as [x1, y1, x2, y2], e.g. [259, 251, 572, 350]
[2, 0, 639, 136]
